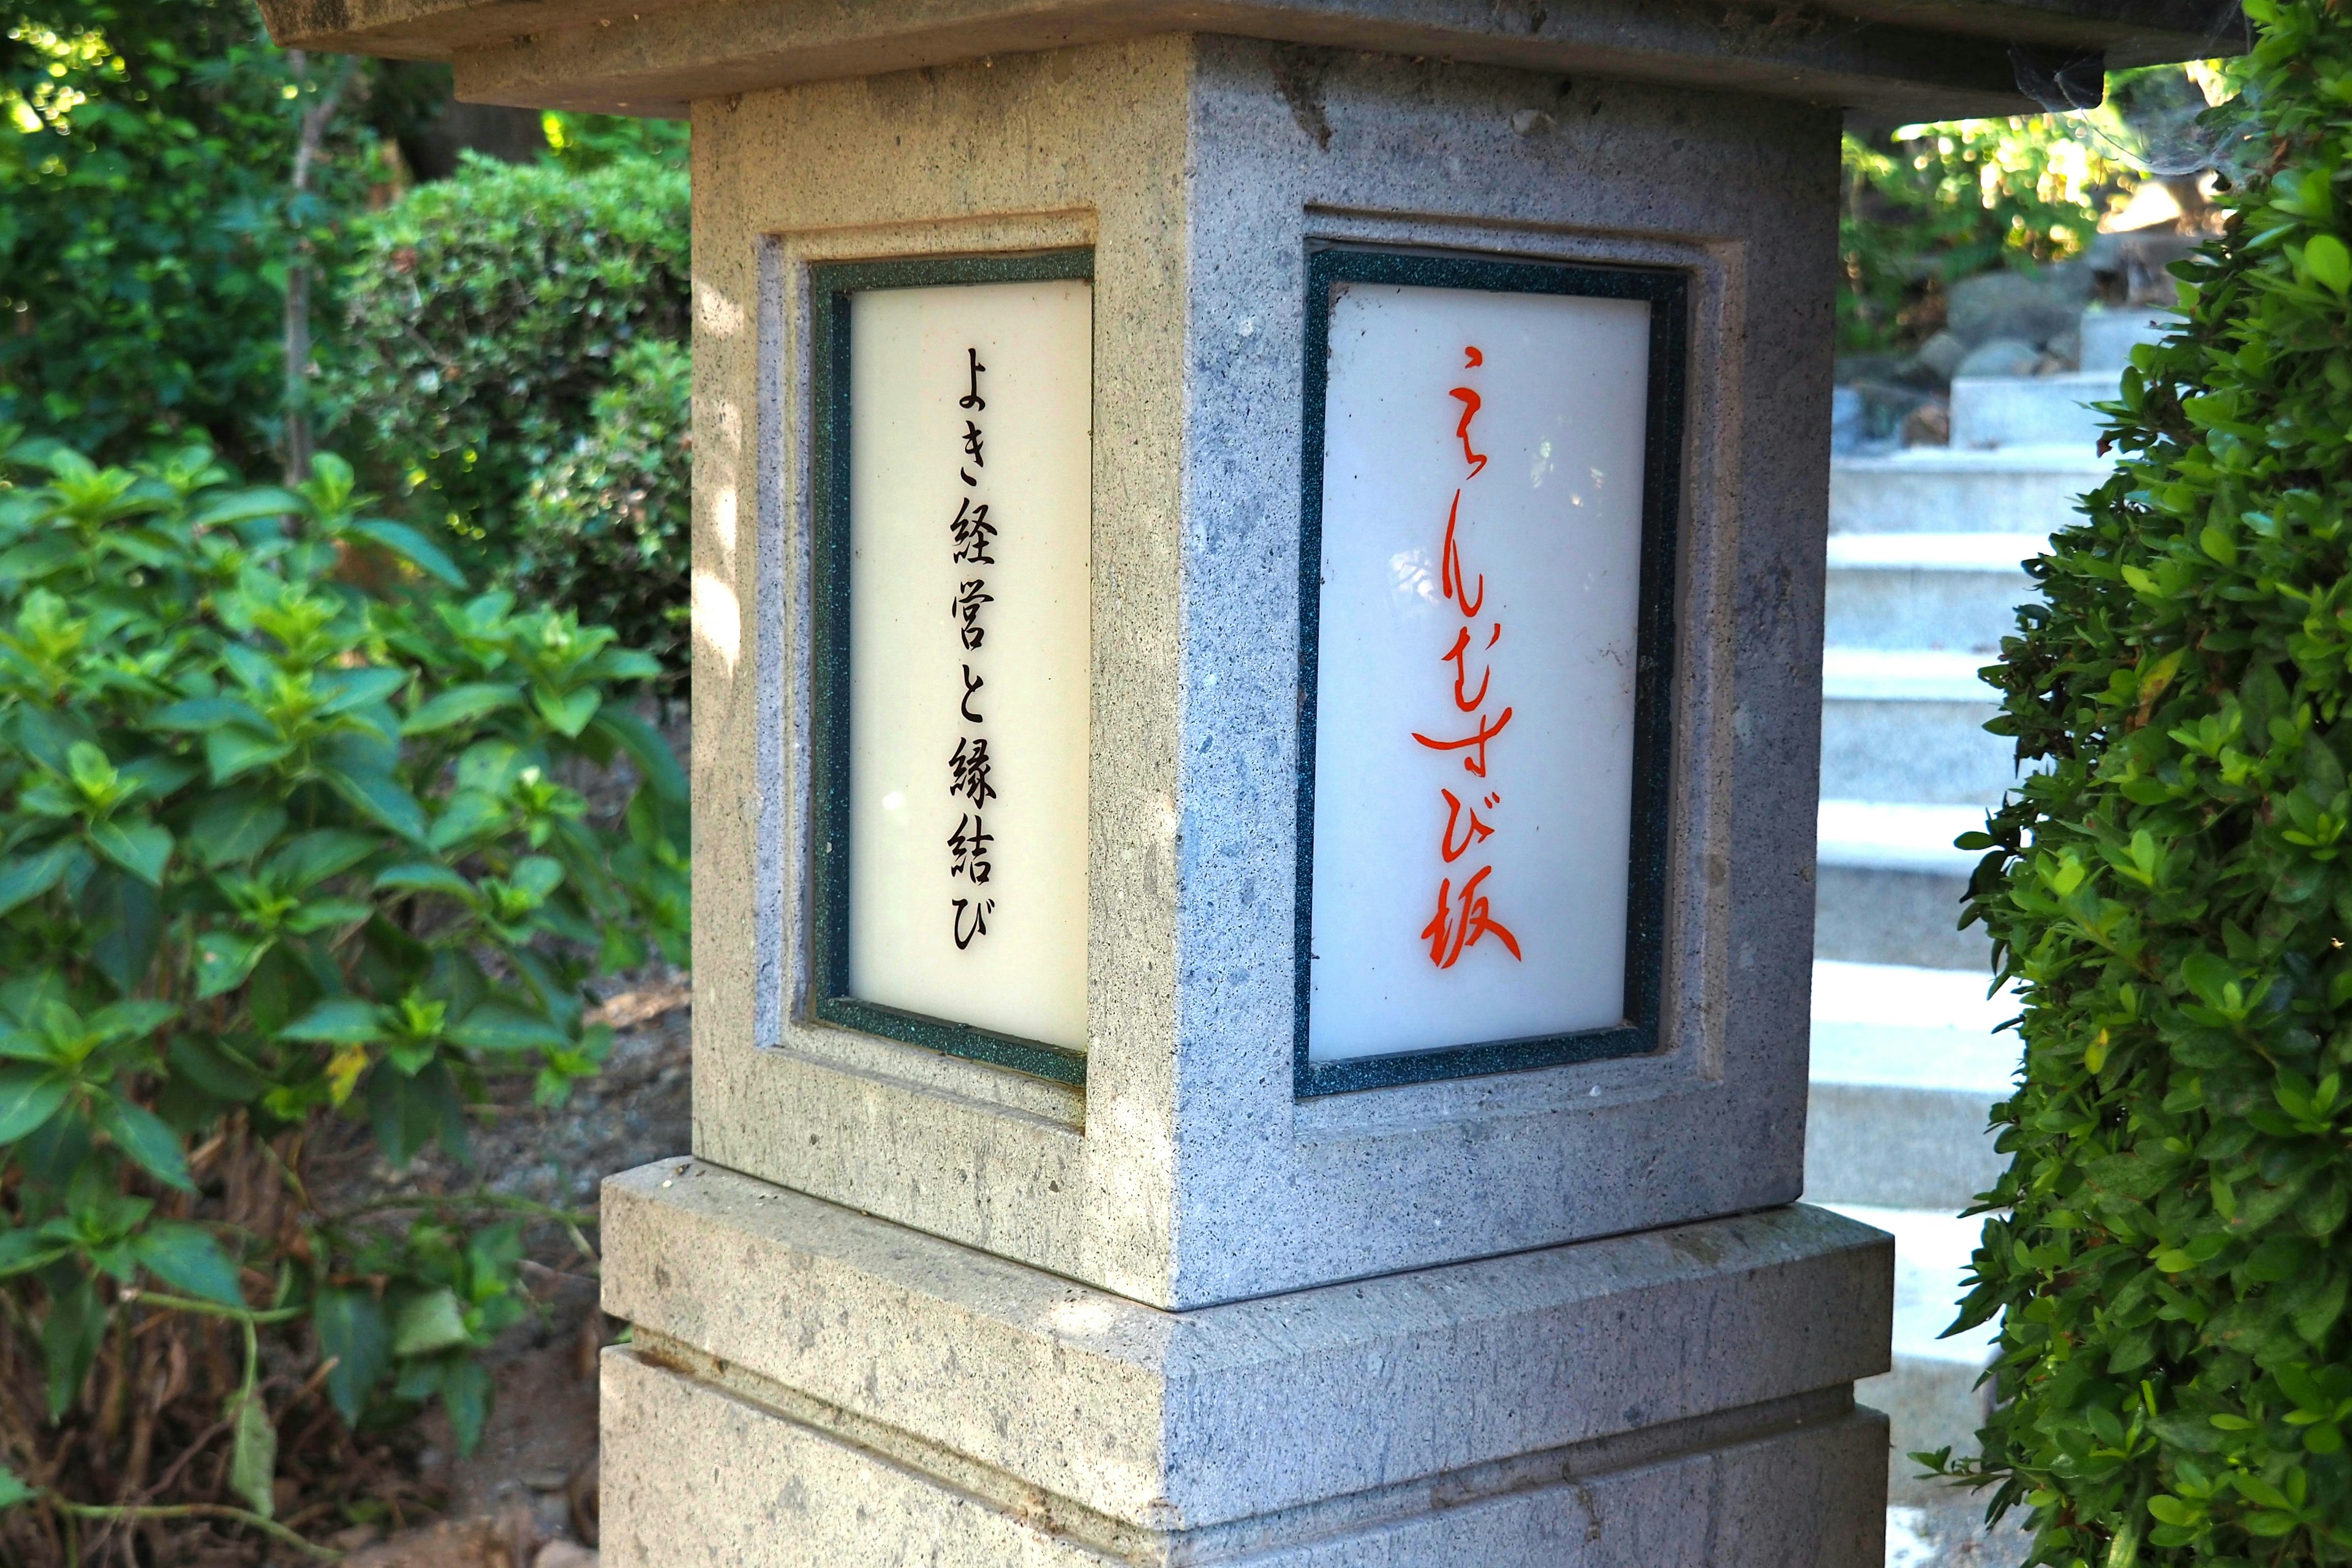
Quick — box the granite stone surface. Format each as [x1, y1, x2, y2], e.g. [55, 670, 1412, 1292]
[603, 1350, 1888, 1567]
[599, 1161, 1891, 1563]
[685, 36, 1842, 1311]
[601, 1161, 1893, 1531]
[253, 0, 2236, 125]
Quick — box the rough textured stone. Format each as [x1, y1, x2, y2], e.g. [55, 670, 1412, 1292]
[687, 34, 1842, 1314]
[601, 1161, 1893, 1532]
[598, 1163, 1892, 1564]
[252, 0, 2228, 123]
[1943, 265, 2094, 350]
[1953, 336, 2044, 378]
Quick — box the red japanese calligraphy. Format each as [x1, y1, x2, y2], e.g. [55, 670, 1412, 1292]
[1420, 865, 1522, 970]
[1419, 345, 1520, 971]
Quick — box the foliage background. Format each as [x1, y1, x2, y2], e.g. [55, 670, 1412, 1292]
[323, 153, 691, 673]
[0, 0, 380, 472]
[0, 437, 686, 1562]
[1949, 2, 2352, 1562]
[1839, 117, 2137, 353]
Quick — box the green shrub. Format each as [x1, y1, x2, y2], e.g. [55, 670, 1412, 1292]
[0, 0, 376, 472]
[1949, 5, 2352, 1562]
[324, 154, 689, 576]
[514, 339, 690, 684]
[0, 437, 685, 1554]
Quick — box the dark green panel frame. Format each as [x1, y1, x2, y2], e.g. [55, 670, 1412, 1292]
[1292, 246, 1689, 1099]
[808, 249, 1095, 1087]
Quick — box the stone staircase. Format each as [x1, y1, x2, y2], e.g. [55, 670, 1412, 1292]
[1807, 306, 2166, 1506]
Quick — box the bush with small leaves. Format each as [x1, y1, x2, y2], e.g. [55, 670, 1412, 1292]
[1946, 5, 2352, 1564]
[0, 437, 685, 1559]
[514, 338, 689, 685]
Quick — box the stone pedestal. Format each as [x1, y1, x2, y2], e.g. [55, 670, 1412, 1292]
[643, 35, 1876, 1564]
[598, 1162, 1889, 1566]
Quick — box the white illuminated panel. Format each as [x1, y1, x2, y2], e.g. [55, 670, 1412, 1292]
[846, 280, 1091, 1051]
[1308, 282, 1652, 1062]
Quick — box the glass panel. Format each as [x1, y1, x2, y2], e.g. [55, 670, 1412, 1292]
[846, 279, 1091, 1052]
[1308, 282, 1651, 1063]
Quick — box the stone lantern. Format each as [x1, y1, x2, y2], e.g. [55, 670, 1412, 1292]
[253, 2, 2228, 1562]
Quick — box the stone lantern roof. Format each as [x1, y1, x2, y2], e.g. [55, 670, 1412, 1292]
[255, 0, 2239, 120]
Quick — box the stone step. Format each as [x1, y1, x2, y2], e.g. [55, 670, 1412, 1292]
[1812, 801, 1988, 969]
[1950, 372, 2115, 451]
[1805, 958, 2013, 1210]
[1823, 533, 2042, 653]
[1829, 446, 2106, 537]
[2079, 305, 2176, 374]
[1820, 650, 2016, 805]
[1818, 1202, 2002, 1506]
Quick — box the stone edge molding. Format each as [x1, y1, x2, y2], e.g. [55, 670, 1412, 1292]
[252, 0, 2241, 121]
[601, 1349, 1888, 1566]
[600, 1159, 1897, 1536]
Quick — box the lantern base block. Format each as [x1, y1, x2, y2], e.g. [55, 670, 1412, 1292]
[596, 1158, 1893, 1567]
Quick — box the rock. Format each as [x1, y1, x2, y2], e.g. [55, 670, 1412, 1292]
[1844, 378, 1929, 448]
[535, 1544, 598, 1568]
[1953, 336, 2042, 378]
[1945, 265, 2092, 349]
[1907, 330, 1968, 385]
[1902, 400, 1951, 447]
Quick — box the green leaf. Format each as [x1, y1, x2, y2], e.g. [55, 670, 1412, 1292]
[194, 929, 270, 998]
[375, 862, 477, 900]
[0, 1462, 37, 1511]
[2306, 232, 2351, 293]
[587, 649, 663, 683]
[323, 767, 429, 844]
[88, 818, 171, 887]
[204, 727, 292, 785]
[592, 705, 686, 804]
[440, 1354, 493, 1457]
[448, 1002, 571, 1054]
[0, 840, 76, 916]
[96, 1095, 193, 1191]
[187, 487, 305, 528]
[402, 682, 521, 735]
[278, 998, 382, 1046]
[132, 1221, 243, 1306]
[150, 695, 270, 734]
[89, 1000, 176, 1044]
[168, 1035, 268, 1101]
[314, 667, 410, 718]
[368, 1058, 456, 1166]
[0, 1068, 67, 1144]
[43, 1276, 102, 1419]
[428, 790, 508, 851]
[265, 828, 379, 891]
[315, 1289, 391, 1424]
[0, 1226, 72, 1278]
[81, 868, 162, 996]
[533, 685, 601, 738]
[391, 1287, 470, 1357]
[187, 790, 287, 868]
[348, 518, 466, 587]
[230, 1391, 277, 1519]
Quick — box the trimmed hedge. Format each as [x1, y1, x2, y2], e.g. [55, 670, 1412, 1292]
[324, 155, 688, 578]
[515, 339, 689, 686]
[1953, 6, 2352, 1564]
